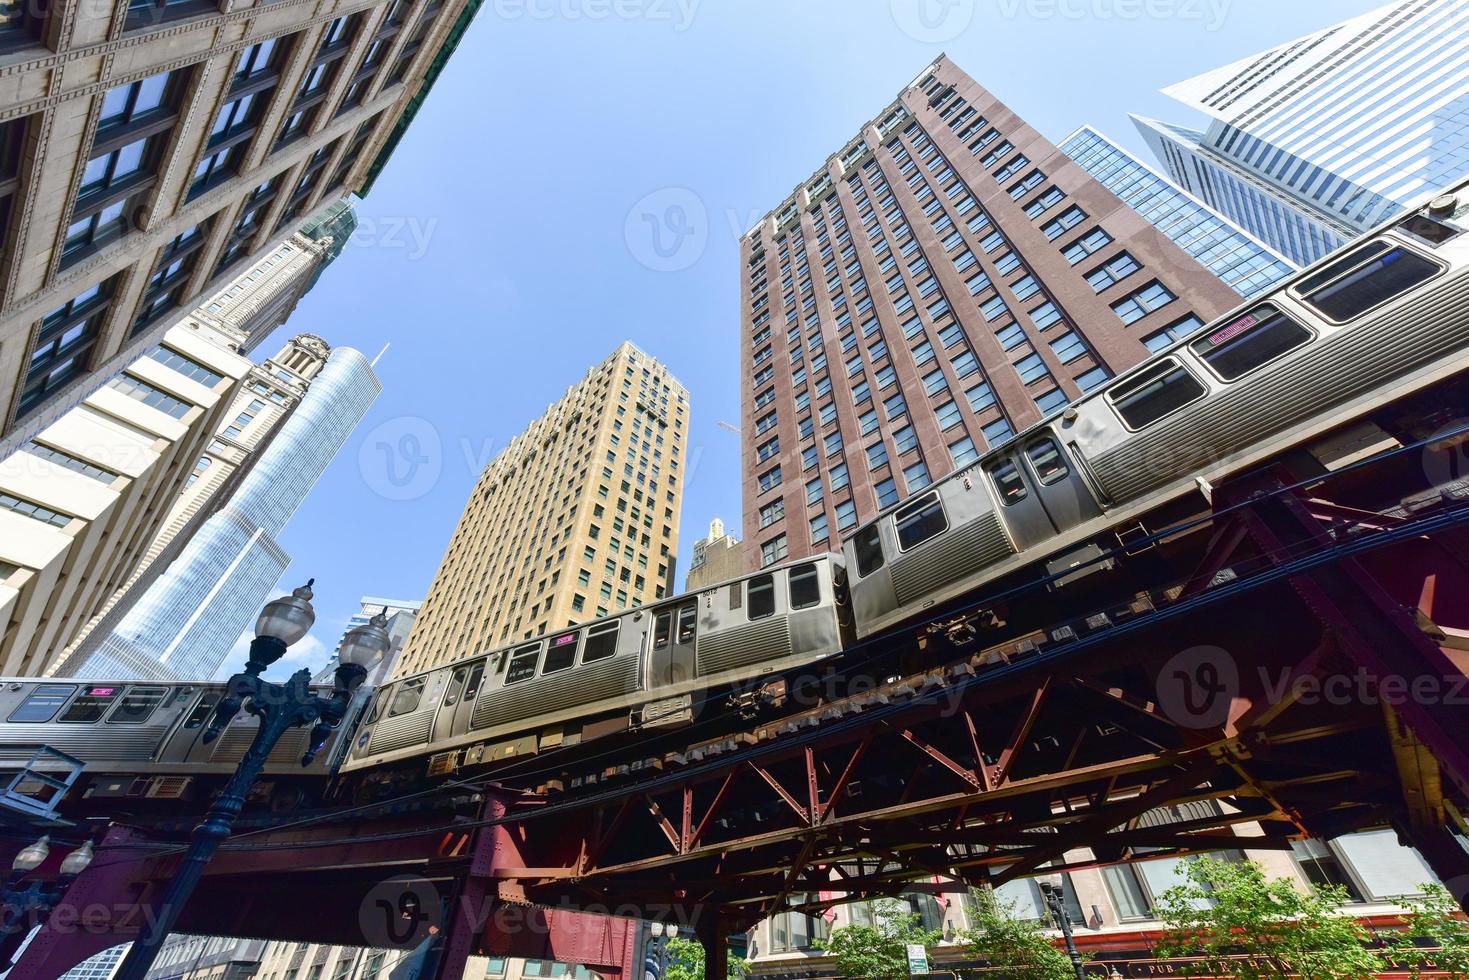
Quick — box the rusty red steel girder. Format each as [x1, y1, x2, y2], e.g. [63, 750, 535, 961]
[10, 467, 1469, 979]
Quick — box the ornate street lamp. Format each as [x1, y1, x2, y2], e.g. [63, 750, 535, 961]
[1037, 875, 1087, 980]
[114, 583, 390, 980]
[647, 921, 680, 980]
[0, 836, 94, 968]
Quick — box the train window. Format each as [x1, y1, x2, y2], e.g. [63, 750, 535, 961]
[990, 459, 1028, 505]
[182, 693, 220, 729]
[543, 632, 579, 674]
[728, 582, 743, 611]
[582, 621, 620, 663]
[1025, 440, 1069, 486]
[1399, 213, 1462, 246]
[106, 687, 169, 724]
[7, 685, 76, 724]
[58, 686, 121, 723]
[676, 604, 697, 644]
[1299, 242, 1441, 322]
[388, 679, 426, 716]
[748, 574, 776, 620]
[653, 612, 672, 649]
[895, 493, 948, 551]
[1190, 304, 1312, 381]
[462, 663, 485, 700]
[505, 644, 541, 684]
[443, 667, 468, 707]
[853, 525, 885, 578]
[789, 564, 821, 610]
[1107, 358, 1206, 430]
[364, 690, 388, 724]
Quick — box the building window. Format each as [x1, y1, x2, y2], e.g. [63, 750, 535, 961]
[132, 219, 212, 332]
[215, 176, 283, 274]
[386, 4, 442, 87]
[1112, 281, 1177, 324]
[17, 275, 119, 419]
[0, 0, 46, 49]
[874, 477, 898, 509]
[64, 70, 186, 267]
[1142, 314, 1205, 353]
[0, 116, 28, 273]
[949, 436, 978, 467]
[125, 0, 216, 32]
[106, 373, 193, 419]
[1086, 251, 1141, 292]
[760, 534, 788, 567]
[0, 491, 72, 528]
[327, 115, 382, 188]
[189, 39, 293, 199]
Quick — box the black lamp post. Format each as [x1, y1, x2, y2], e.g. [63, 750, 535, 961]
[1037, 875, 1087, 980]
[645, 921, 679, 980]
[0, 836, 94, 969]
[114, 582, 391, 980]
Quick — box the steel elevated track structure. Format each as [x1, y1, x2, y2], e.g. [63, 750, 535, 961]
[3, 191, 1469, 979]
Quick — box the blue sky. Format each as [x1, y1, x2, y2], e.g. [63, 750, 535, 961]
[248, 0, 1386, 674]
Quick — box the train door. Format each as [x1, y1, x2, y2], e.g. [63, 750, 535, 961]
[1021, 436, 1102, 531]
[431, 659, 485, 742]
[986, 453, 1053, 550]
[648, 601, 698, 688]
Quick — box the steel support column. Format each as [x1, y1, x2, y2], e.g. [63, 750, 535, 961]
[699, 915, 728, 980]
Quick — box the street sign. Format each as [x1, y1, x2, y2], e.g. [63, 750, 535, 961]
[905, 944, 930, 976]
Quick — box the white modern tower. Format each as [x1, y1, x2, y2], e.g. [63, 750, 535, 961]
[1134, 0, 1469, 265]
[62, 347, 381, 679]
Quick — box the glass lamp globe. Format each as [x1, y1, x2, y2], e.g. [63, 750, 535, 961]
[339, 611, 391, 669]
[255, 580, 316, 646]
[60, 840, 94, 876]
[13, 835, 49, 873]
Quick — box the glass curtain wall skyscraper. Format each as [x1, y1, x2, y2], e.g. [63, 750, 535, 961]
[61, 346, 380, 679]
[1133, 0, 1469, 265]
[1060, 127, 1296, 303]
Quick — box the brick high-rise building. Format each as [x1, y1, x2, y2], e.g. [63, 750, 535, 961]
[739, 55, 1242, 568]
[393, 342, 688, 679]
[0, 0, 481, 444]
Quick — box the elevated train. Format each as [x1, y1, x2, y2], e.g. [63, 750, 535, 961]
[3, 184, 1469, 816]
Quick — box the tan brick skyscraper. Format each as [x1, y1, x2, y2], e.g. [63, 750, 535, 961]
[393, 342, 689, 679]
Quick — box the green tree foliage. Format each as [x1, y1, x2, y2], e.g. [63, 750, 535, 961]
[1153, 856, 1392, 979]
[816, 899, 944, 978]
[954, 888, 1079, 980]
[1385, 883, 1469, 979]
[663, 936, 746, 980]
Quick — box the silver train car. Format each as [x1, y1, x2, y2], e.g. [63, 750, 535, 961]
[0, 679, 356, 809]
[844, 188, 1469, 637]
[340, 554, 851, 774]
